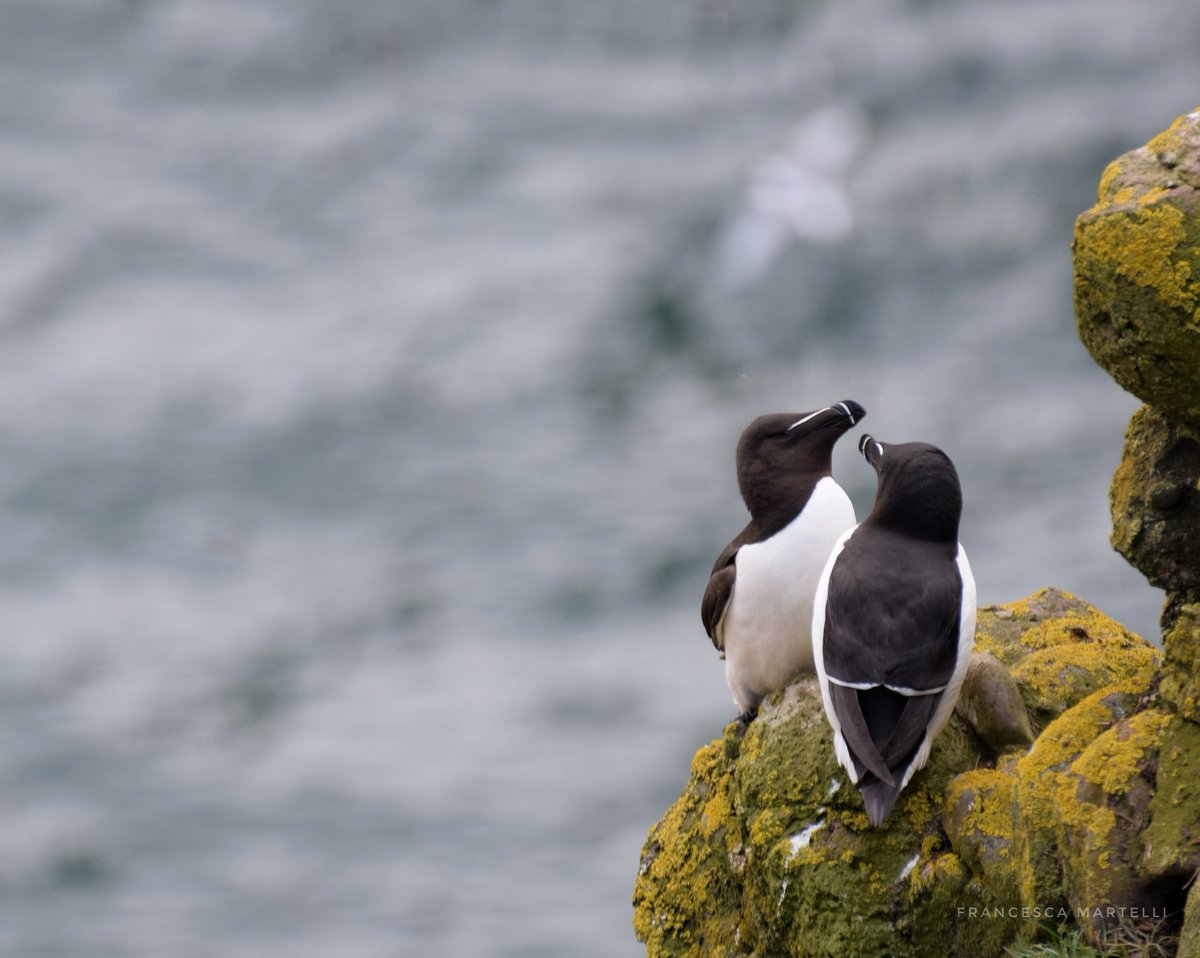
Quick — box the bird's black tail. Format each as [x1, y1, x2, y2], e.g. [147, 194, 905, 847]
[858, 778, 902, 828]
[854, 730, 931, 826]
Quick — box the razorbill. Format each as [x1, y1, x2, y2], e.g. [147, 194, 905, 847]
[702, 400, 866, 721]
[812, 435, 976, 826]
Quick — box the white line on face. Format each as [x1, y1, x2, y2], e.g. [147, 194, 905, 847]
[786, 407, 831, 432]
[835, 401, 854, 422]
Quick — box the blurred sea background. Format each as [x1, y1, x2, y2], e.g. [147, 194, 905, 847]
[2, 1, 1198, 955]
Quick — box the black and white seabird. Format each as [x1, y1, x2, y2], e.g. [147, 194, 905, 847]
[702, 400, 866, 721]
[812, 435, 976, 826]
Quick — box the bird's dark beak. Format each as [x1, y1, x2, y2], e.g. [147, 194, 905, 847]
[817, 399, 866, 433]
[837, 400, 866, 427]
[859, 433, 886, 470]
[785, 400, 866, 438]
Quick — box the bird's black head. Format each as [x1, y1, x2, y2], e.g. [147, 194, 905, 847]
[736, 401, 865, 520]
[858, 434, 963, 542]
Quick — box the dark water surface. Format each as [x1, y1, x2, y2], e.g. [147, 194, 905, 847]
[1, 1, 1196, 954]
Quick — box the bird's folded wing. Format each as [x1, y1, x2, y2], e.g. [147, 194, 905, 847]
[701, 564, 735, 651]
[702, 538, 744, 652]
[822, 545, 963, 693]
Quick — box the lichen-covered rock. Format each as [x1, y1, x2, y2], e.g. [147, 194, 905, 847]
[942, 768, 1018, 897]
[1110, 405, 1200, 611]
[975, 588, 1159, 729]
[1012, 676, 1155, 923]
[634, 589, 1165, 958]
[1161, 604, 1200, 722]
[1046, 105, 1200, 956]
[635, 678, 983, 958]
[1055, 708, 1172, 938]
[954, 653, 1034, 753]
[1074, 106, 1200, 425]
[633, 728, 744, 955]
[1181, 877, 1200, 958]
[1143, 715, 1200, 877]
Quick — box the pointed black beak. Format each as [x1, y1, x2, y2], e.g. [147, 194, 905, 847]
[784, 400, 866, 438]
[818, 399, 865, 434]
[837, 400, 866, 426]
[859, 433, 886, 469]
[811, 400, 866, 437]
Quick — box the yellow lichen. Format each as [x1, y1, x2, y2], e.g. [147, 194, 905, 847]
[1145, 107, 1200, 158]
[1138, 186, 1173, 207]
[701, 788, 732, 839]
[1070, 708, 1170, 795]
[633, 735, 745, 954]
[1012, 641, 1159, 717]
[973, 590, 1149, 685]
[1052, 710, 1169, 922]
[1016, 608, 1143, 651]
[838, 808, 871, 832]
[689, 740, 723, 779]
[784, 842, 829, 869]
[1097, 159, 1123, 202]
[637, 588, 1165, 957]
[1145, 716, 1200, 873]
[1018, 676, 1146, 775]
[1055, 797, 1117, 862]
[1074, 106, 1200, 421]
[1077, 202, 1194, 311]
[942, 766, 1021, 919]
[1012, 676, 1152, 920]
[909, 850, 969, 898]
[945, 769, 1017, 846]
[1162, 605, 1200, 722]
[749, 809, 784, 847]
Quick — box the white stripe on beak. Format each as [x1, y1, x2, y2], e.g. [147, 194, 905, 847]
[786, 407, 832, 432]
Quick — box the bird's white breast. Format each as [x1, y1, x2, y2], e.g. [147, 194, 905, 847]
[723, 476, 856, 712]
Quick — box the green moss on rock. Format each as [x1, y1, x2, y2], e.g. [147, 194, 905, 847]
[1110, 405, 1200, 610]
[633, 727, 745, 955]
[955, 653, 1034, 753]
[634, 676, 986, 958]
[1056, 709, 1170, 938]
[1074, 107, 1200, 425]
[1012, 677, 1152, 925]
[1143, 715, 1200, 877]
[634, 590, 1167, 958]
[942, 768, 1019, 922]
[1161, 604, 1200, 722]
[736, 680, 980, 958]
[1180, 876, 1200, 958]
